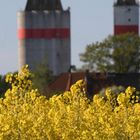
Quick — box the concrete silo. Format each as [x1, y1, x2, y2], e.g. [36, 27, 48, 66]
[114, 0, 139, 35]
[17, 0, 71, 76]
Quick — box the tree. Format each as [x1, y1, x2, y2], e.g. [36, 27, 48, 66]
[80, 33, 140, 73]
[32, 63, 54, 96]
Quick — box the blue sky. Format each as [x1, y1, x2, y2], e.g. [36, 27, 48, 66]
[0, 0, 113, 74]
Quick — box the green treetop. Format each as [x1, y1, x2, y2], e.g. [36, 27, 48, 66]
[80, 33, 140, 73]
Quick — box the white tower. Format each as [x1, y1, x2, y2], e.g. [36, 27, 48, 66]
[114, 0, 139, 35]
[17, 0, 71, 76]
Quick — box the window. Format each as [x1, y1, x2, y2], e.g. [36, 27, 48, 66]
[128, 8, 131, 12]
[128, 18, 131, 22]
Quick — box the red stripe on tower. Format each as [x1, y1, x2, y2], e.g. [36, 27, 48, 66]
[18, 28, 70, 39]
[114, 25, 138, 35]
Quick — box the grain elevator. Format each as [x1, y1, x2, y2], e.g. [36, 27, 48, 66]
[17, 0, 71, 76]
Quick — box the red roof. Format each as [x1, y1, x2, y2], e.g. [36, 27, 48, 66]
[49, 72, 86, 92]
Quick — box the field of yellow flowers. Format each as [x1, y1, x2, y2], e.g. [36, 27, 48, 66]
[0, 66, 140, 139]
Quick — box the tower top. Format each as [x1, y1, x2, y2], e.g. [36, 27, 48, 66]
[114, 0, 138, 6]
[25, 0, 63, 11]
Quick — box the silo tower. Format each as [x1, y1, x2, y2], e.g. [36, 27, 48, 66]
[114, 0, 139, 35]
[17, 0, 71, 76]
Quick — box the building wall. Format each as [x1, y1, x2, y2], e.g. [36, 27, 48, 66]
[17, 10, 71, 76]
[114, 6, 139, 35]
